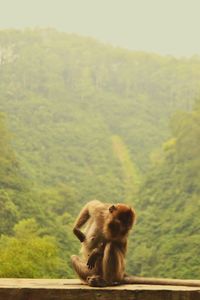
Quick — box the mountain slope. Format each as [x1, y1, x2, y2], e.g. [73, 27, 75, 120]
[1, 29, 200, 206]
[0, 29, 200, 278]
[128, 102, 200, 278]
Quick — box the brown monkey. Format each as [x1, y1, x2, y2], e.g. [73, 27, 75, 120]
[71, 200, 135, 286]
[71, 200, 200, 288]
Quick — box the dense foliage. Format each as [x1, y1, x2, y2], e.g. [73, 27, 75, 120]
[129, 103, 200, 278]
[0, 29, 200, 279]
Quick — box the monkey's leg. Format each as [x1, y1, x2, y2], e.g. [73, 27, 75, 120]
[86, 258, 107, 287]
[86, 249, 106, 287]
[87, 242, 124, 287]
[71, 255, 106, 287]
[87, 275, 107, 287]
[71, 255, 93, 282]
[87, 243, 105, 269]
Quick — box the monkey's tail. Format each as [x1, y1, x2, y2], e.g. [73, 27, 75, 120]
[122, 276, 200, 287]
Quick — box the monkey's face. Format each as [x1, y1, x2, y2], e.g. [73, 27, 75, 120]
[107, 204, 135, 239]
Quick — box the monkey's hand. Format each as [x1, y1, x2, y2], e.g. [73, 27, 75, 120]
[87, 242, 105, 269]
[73, 228, 86, 243]
[87, 249, 100, 269]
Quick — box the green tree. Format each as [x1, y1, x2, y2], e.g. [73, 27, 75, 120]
[0, 219, 67, 278]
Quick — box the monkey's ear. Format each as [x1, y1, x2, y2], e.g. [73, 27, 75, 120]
[109, 205, 117, 213]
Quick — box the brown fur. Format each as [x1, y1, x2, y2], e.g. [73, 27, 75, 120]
[71, 200, 135, 286]
[71, 200, 200, 288]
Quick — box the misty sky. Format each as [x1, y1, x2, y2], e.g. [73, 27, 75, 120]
[0, 0, 200, 57]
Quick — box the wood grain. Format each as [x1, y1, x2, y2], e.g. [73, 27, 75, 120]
[0, 278, 199, 300]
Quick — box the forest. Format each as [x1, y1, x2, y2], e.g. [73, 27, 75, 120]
[0, 28, 200, 279]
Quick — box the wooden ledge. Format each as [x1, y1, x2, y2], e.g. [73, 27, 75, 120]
[0, 278, 200, 300]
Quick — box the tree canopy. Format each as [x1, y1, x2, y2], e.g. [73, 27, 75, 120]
[0, 29, 200, 278]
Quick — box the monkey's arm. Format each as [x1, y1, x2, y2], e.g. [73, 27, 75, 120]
[73, 200, 103, 243]
[73, 204, 90, 242]
[73, 227, 86, 242]
[87, 242, 105, 269]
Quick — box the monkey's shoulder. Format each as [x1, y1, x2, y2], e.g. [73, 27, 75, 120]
[88, 200, 110, 216]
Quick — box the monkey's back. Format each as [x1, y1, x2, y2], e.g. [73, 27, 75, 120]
[80, 200, 110, 260]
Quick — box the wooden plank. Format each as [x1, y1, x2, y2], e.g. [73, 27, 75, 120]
[0, 279, 199, 300]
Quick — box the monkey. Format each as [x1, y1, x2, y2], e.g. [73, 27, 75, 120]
[71, 200, 135, 286]
[71, 200, 200, 288]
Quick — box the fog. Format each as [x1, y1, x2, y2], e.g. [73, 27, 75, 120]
[0, 0, 200, 56]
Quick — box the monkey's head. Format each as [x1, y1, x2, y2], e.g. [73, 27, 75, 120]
[105, 204, 136, 240]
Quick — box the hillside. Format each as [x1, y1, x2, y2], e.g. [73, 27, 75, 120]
[128, 101, 200, 278]
[0, 28, 200, 279]
[1, 29, 200, 205]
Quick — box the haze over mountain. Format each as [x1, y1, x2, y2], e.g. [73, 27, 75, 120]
[0, 29, 200, 279]
[1, 0, 200, 57]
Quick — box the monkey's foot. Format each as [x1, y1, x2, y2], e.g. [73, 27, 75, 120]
[87, 275, 107, 287]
